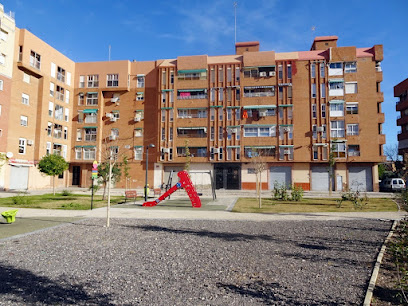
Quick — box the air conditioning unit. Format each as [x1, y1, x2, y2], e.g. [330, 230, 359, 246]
[284, 149, 291, 154]
[269, 71, 276, 77]
[110, 117, 117, 122]
[111, 97, 119, 103]
[162, 148, 170, 154]
[134, 117, 141, 122]
[124, 145, 131, 149]
[259, 111, 268, 117]
[317, 126, 325, 132]
[213, 148, 220, 154]
[230, 128, 237, 133]
[109, 135, 117, 140]
[27, 140, 34, 146]
[105, 112, 113, 118]
[283, 127, 291, 133]
[259, 71, 267, 77]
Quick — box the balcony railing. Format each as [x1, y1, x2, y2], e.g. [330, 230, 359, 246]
[348, 151, 360, 157]
[244, 92, 274, 98]
[177, 94, 207, 100]
[176, 133, 207, 138]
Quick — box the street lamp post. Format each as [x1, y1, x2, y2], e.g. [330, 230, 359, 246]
[145, 144, 155, 201]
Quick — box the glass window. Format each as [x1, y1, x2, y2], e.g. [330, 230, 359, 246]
[312, 104, 317, 118]
[347, 124, 359, 135]
[86, 93, 98, 105]
[22, 93, 29, 105]
[345, 82, 358, 94]
[20, 115, 28, 127]
[311, 63, 316, 78]
[346, 103, 358, 114]
[134, 147, 143, 160]
[345, 62, 357, 73]
[321, 104, 326, 118]
[330, 120, 345, 138]
[320, 63, 325, 78]
[87, 75, 99, 87]
[107, 74, 119, 87]
[19, 138, 26, 154]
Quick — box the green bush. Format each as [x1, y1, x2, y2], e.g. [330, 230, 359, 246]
[291, 185, 304, 201]
[61, 189, 72, 196]
[336, 189, 369, 209]
[11, 194, 31, 206]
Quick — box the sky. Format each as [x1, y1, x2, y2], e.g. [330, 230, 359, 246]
[4, 0, 408, 149]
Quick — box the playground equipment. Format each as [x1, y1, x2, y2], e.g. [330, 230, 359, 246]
[1, 209, 18, 224]
[143, 171, 201, 207]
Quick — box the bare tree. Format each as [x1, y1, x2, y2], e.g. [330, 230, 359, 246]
[250, 148, 267, 208]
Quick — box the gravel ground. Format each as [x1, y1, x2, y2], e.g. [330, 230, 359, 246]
[0, 218, 391, 305]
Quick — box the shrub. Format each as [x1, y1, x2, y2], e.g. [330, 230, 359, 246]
[61, 189, 72, 196]
[11, 194, 31, 206]
[337, 189, 369, 210]
[291, 185, 304, 201]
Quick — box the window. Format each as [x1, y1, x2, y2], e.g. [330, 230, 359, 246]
[328, 62, 343, 76]
[322, 146, 327, 160]
[321, 104, 326, 118]
[57, 66, 66, 82]
[227, 109, 232, 120]
[22, 93, 29, 105]
[137, 76, 145, 88]
[79, 75, 85, 88]
[76, 129, 82, 141]
[0, 53, 5, 65]
[75, 147, 82, 159]
[54, 124, 63, 138]
[345, 62, 357, 73]
[0, 80, 3, 90]
[346, 103, 358, 114]
[311, 83, 316, 98]
[236, 147, 240, 160]
[170, 91, 174, 103]
[65, 108, 69, 122]
[107, 74, 119, 87]
[169, 127, 173, 141]
[311, 63, 316, 78]
[86, 93, 98, 105]
[348, 145, 360, 157]
[56, 85, 64, 101]
[170, 71, 174, 84]
[332, 142, 346, 158]
[288, 86, 292, 99]
[162, 92, 166, 103]
[50, 82, 55, 97]
[236, 88, 240, 100]
[345, 82, 358, 94]
[329, 81, 344, 96]
[330, 120, 345, 138]
[227, 88, 232, 101]
[279, 108, 283, 119]
[161, 110, 166, 122]
[313, 146, 318, 160]
[288, 107, 293, 119]
[169, 109, 173, 122]
[162, 70, 167, 86]
[235, 67, 240, 81]
[243, 126, 276, 137]
[65, 90, 70, 104]
[55, 144, 64, 157]
[85, 128, 97, 141]
[51, 62, 56, 78]
[287, 64, 292, 79]
[210, 88, 215, 102]
[210, 108, 215, 121]
[134, 147, 143, 160]
[278, 65, 283, 79]
[279, 86, 283, 99]
[330, 103, 344, 117]
[85, 113, 97, 124]
[78, 111, 84, 123]
[227, 68, 232, 82]
[210, 69, 215, 82]
[218, 68, 224, 82]
[320, 63, 325, 78]
[46, 142, 51, 155]
[210, 127, 214, 141]
[19, 138, 26, 154]
[322, 124, 327, 139]
[55, 105, 64, 121]
[347, 124, 359, 136]
[20, 115, 28, 127]
[219, 109, 223, 121]
[219, 126, 223, 141]
[136, 92, 144, 101]
[83, 147, 96, 160]
[312, 104, 317, 118]
[312, 125, 317, 139]
[49, 102, 53, 116]
[23, 72, 30, 83]
[161, 127, 165, 140]
[64, 127, 68, 140]
[236, 108, 240, 120]
[219, 89, 224, 101]
[30, 51, 41, 69]
[321, 83, 326, 98]
[78, 94, 84, 106]
[227, 147, 232, 160]
[87, 75, 99, 87]
[279, 147, 294, 160]
[47, 122, 52, 136]
[0, 30, 7, 41]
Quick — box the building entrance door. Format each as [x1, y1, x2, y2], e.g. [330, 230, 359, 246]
[72, 166, 80, 186]
[214, 164, 241, 189]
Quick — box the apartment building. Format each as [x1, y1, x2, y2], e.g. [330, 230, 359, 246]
[396, 78, 408, 158]
[0, 8, 384, 191]
[0, 4, 15, 189]
[157, 37, 384, 192]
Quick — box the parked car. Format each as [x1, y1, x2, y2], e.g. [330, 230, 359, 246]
[380, 178, 406, 192]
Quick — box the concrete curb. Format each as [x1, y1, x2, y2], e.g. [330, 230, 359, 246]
[363, 219, 398, 306]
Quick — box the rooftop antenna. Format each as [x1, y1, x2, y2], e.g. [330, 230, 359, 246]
[311, 26, 316, 47]
[108, 45, 111, 61]
[234, 2, 238, 44]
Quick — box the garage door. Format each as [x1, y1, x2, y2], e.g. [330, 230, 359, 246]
[9, 165, 29, 190]
[349, 166, 373, 192]
[311, 166, 330, 191]
[269, 167, 291, 190]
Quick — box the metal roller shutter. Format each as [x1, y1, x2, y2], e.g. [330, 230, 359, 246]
[269, 167, 291, 190]
[9, 165, 29, 190]
[311, 166, 330, 191]
[349, 166, 373, 192]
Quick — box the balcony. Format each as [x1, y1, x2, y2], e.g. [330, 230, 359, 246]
[377, 92, 384, 102]
[396, 98, 408, 112]
[376, 71, 383, 83]
[176, 127, 207, 138]
[378, 112, 385, 124]
[379, 134, 386, 144]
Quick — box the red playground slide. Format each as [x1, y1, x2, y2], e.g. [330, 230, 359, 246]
[143, 171, 201, 208]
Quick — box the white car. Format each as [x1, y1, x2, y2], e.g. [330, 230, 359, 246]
[381, 178, 406, 192]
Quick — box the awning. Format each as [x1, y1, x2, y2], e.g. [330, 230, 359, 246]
[161, 89, 174, 92]
[243, 124, 275, 128]
[346, 102, 358, 105]
[227, 146, 241, 148]
[83, 126, 97, 129]
[134, 145, 143, 148]
[178, 88, 206, 92]
[279, 145, 294, 148]
[87, 92, 98, 94]
[227, 125, 241, 128]
[161, 107, 173, 110]
[82, 109, 98, 113]
[226, 106, 241, 109]
[243, 105, 276, 109]
[137, 74, 145, 77]
[134, 128, 143, 130]
[331, 139, 347, 143]
[244, 146, 276, 149]
[83, 145, 96, 148]
[210, 105, 223, 108]
[278, 104, 293, 107]
[244, 65, 276, 69]
[177, 127, 207, 130]
[112, 110, 120, 113]
[74, 146, 83, 148]
[329, 100, 345, 104]
[244, 86, 275, 89]
[328, 78, 344, 83]
[137, 92, 144, 94]
[178, 69, 206, 74]
[177, 107, 207, 110]
[313, 143, 329, 147]
[135, 109, 144, 112]
[279, 124, 293, 127]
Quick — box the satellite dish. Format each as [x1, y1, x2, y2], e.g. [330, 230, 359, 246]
[6, 152, 13, 158]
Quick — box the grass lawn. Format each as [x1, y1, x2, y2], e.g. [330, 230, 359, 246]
[0, 193, 127, 210]
[233, 197, 399, 213]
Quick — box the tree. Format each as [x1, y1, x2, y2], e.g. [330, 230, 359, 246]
[122, 155, 130, 190]
[250, 148, 267, 208]
[0, 153, 7, 171]
[184, 140, 191, 173]
[97, 162, 122, 200]
[38, 154, 69, 195]
[328, 142, 336, 195]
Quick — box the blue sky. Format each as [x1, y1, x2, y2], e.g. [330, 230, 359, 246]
[5, 0, 408, 149]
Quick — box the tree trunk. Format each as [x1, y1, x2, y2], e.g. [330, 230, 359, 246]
[329, 167, 333, 196]
[106, 157, 112, 228]
[102, 183, 107, 201]
[259, 172, 262, 208]
[53, 175, 56, 195]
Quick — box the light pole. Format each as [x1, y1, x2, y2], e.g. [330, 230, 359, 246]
[145, 143, 155, 201]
